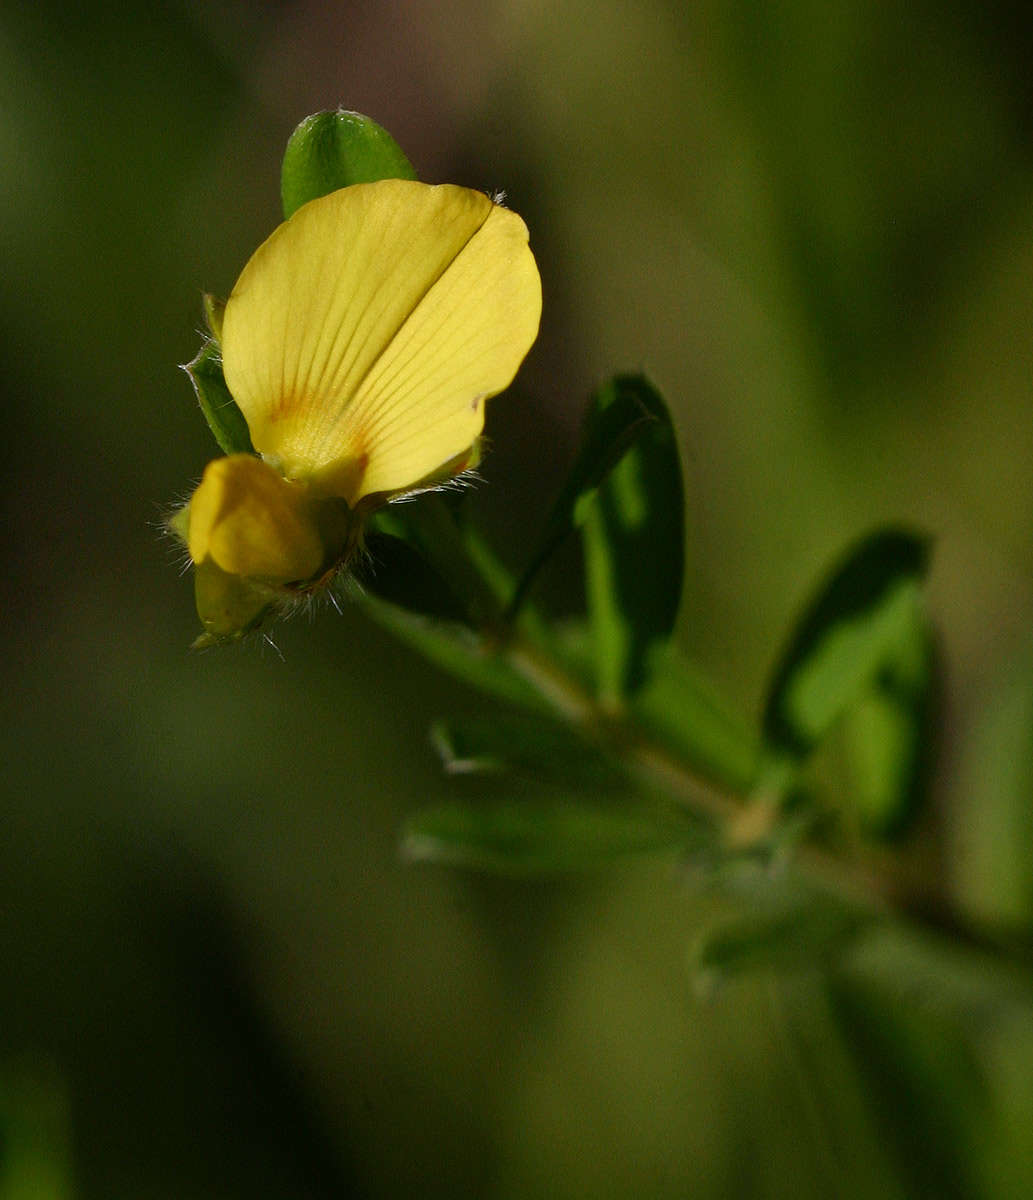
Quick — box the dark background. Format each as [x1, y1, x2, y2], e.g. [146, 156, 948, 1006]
[2, 2, 1033, 1195]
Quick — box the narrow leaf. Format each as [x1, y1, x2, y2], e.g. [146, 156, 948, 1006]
[691, 899, 866, 990]
[403, 798, 697, 874]
[281, 109, 417, 219]
[507, 379, 661, 618]
[632, 644, 761, 793]
[430, 714, 623, 787]
[542, 623, 760, 794]
[838, 605, 935, 836]
[358, 599, 550, 713]
[182, 339, 253, 456]
[764, 527, 931, 757]
[580, 375, 684, 701]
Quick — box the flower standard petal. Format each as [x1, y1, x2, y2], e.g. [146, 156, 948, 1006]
[220, 179, 542, 507]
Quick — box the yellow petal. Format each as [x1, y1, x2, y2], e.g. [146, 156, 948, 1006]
[188, 454, 325, 582]
[221, 180, 542, 507]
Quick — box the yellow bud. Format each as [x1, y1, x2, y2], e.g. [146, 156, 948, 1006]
[187, 454, 325, 583]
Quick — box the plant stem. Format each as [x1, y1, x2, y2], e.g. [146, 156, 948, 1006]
[503, 631, 1033, 967]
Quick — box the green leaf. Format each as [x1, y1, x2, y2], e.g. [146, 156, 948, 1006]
[507, 375, 663, 619]
[182, 338, 253, 456]
[281, 109, 417, 219]
[541, 624, 760, 794]
[764, 527, 931, 758]
[632, 644, 761, 793]
[358, 599, 550, 713]
[691, 902, 865, 991]
[837, 607, 935, 836]
[430, 713, 624, 788]
[579, 375, 684, 701]
[688, 869, 867, 989]
[402, 797, 697, 874]
[356, 532, 468, 623]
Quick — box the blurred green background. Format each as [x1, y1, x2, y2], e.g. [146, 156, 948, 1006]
[3, 1, 1033, 1196]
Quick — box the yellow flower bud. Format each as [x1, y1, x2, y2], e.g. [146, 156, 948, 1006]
[188, 454, 326, 583]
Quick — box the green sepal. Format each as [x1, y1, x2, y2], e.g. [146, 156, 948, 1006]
[202, 292, 225, 342]
[183, 338, 253, 456]
[191, 558, 275, 648]
[281, 109, 418, 219]
[402, 797, 699, 875]
[764, 527, 932, 758]
[165, 503, 190, 547]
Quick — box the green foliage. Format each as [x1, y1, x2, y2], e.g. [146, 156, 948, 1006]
[760, 528, 934, 834]
[579, 375, 685, 701]
[403, 797, 698, 874]
[507, 374, 683, 703]
[632, 645, 761, 793]
[348, 370, 944, 891]
[280, 109, 417, 220]
[691, 894, 866, 987]
[764, 528, 930, 756]
[430, 713, 625, 787]
[836, 609, 934, 837]
[508, 372, 670, 617]
[359, 598, 551, 713]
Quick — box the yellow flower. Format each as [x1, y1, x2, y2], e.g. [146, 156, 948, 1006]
[179, 178, 542, 644]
